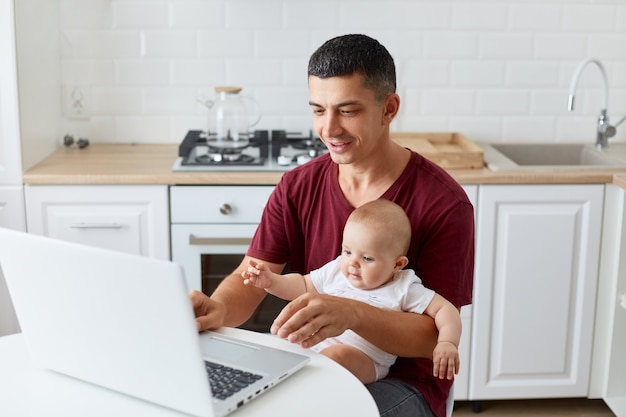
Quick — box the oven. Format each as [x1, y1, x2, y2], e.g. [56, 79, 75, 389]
[170, 185, 287, 332]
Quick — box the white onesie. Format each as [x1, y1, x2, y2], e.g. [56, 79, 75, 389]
[309, 256, 435, 380]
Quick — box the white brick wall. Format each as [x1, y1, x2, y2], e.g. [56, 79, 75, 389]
[56, 0, 626, 144]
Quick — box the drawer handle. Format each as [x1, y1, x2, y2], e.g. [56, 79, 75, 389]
[219, 203, 232, 215]
[189, 236, 251, 246]
[70, 222, 123, 229]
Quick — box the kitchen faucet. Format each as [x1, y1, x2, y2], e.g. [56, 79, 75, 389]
[568, 58, 626, 149]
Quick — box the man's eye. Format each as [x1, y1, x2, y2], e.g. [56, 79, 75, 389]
[312, 109, 325, 115]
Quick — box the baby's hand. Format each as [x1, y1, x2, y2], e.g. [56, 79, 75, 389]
[432, 341, 459, 380]
[241, 260, 272, 289]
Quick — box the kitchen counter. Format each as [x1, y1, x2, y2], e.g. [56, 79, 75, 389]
[22, 143, 622, 185]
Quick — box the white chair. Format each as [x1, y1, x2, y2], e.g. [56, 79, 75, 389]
[445, 381, 454, 417]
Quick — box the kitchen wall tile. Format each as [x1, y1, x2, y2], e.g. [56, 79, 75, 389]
[534, 34, 587, 59]
[479, 34, 533, 59]
[113, 1, 169, 29]
[451, 62, 505, 87]
[449, 117, 502, 143]
[399, 87, 422, 118]
[60, 0, 114, 30]
[618, 7, 626, 32]
[477, 90, 529, 115]
[502, 116, 556, 142]
[114, 115, 172, 142]
[508, 4, 562, 32]
[282, 58, 309, 86]
[421, 90, 476, 116]
[614, 64, 626, 87]
[61, 30, 141, 59]
[506, 62, 559, 87]
[399, 116, 448, 133]
[225, 1, 281, 29]
[588, 34, 626, 60]
[400, 60, 449, 87]
[170, 1, 224, 29]
[61, 60, 116, 85]
[283, 2, 340, 29]
[424, 33, 478, 59]
[49, 0, 626, 144]
[340, 3, 450, 31]
[563, 5, 616, 32]
[143, 88, 197, 114]
[92, 87, 142, 114]
[225, 59, 282, 86]
[557, 116, 602, 142]
[198, 30, 253, 57]
[254, 31, 311, 57]
[451, 4, 507, 31]
[116, 60, 170, 85]
[171, 59, 226, 86]
[531, 90, 571, 116]
[143, 30, 196, 57]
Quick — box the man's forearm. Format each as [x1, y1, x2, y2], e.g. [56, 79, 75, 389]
[352, 300, 438, 359]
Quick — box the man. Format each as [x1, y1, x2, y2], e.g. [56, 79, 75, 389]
[191, 34, 474, 417]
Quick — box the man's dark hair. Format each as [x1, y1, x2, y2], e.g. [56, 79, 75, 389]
[308, 34, 396, 101]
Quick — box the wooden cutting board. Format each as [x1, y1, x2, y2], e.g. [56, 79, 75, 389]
[391, 132, 484, 169]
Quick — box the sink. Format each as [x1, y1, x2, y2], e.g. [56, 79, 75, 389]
[481, 142, 626, 171]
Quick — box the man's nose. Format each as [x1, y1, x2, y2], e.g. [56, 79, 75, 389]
[323, 112, 342, 137]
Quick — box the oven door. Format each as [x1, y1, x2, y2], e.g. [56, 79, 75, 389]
[171, 223, 287, 332]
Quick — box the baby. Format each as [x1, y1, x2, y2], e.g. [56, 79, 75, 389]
[242, 199, 461, 384]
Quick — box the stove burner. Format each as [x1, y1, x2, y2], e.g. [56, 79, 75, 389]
[195, 152, 256, 164]
[174, 130, 326, 171]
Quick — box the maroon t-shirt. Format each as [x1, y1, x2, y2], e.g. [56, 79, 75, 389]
[247, 151, 474, 417]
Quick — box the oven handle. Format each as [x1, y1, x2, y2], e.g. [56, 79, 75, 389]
[188, 236, 252, 246]
[70, 222, 123, 229]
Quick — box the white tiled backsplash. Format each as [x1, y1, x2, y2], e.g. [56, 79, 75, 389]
[56, 0, 626, 144]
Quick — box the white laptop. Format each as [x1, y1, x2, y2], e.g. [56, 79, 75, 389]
[0, 227, 309, 417]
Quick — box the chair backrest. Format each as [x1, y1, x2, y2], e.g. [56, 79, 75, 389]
[446, 381, 454, 417]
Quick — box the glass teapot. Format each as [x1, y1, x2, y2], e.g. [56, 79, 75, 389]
[203, 86, 261, 149]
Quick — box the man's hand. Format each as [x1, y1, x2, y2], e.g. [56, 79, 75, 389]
[270, 293, 358, 348]
[190, 290, 227, 332]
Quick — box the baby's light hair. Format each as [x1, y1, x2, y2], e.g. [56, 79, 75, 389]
[347, 200, 412, 256]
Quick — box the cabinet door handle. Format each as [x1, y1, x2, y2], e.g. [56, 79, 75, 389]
[70, 222, 123, 229]
[188, 236, 251, 246]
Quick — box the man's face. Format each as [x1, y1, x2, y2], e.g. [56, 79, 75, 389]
[308, 73, 390, 166]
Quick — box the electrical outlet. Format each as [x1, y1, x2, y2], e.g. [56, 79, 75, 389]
[63, 84, 91, 119]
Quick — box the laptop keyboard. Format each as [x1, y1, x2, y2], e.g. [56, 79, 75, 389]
[205, 361, 263, 400]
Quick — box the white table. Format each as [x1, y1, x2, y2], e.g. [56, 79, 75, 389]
[0, 327, 379, 417]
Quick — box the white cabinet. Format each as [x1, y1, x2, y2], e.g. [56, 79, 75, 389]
[590, 184, 626, 416]
[455, 185, 477, 401]
[470, 184, 604, 399]
[25, 185, 170, 260]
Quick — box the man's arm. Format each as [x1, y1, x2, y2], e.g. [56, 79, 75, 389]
[270, 293, 439, 358]
[192, 255, 286, 331]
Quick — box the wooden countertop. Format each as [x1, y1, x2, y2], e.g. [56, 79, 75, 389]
[22, 143, 624, 186]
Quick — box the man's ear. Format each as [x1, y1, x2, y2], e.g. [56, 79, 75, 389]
[382, 93, 400, 124]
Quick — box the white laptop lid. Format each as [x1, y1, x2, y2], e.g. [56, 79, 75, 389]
[0, 227, 214, 416]
[0, 228, 308, 417]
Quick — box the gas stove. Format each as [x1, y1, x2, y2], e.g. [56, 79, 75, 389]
[171, 130, 328, 171]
